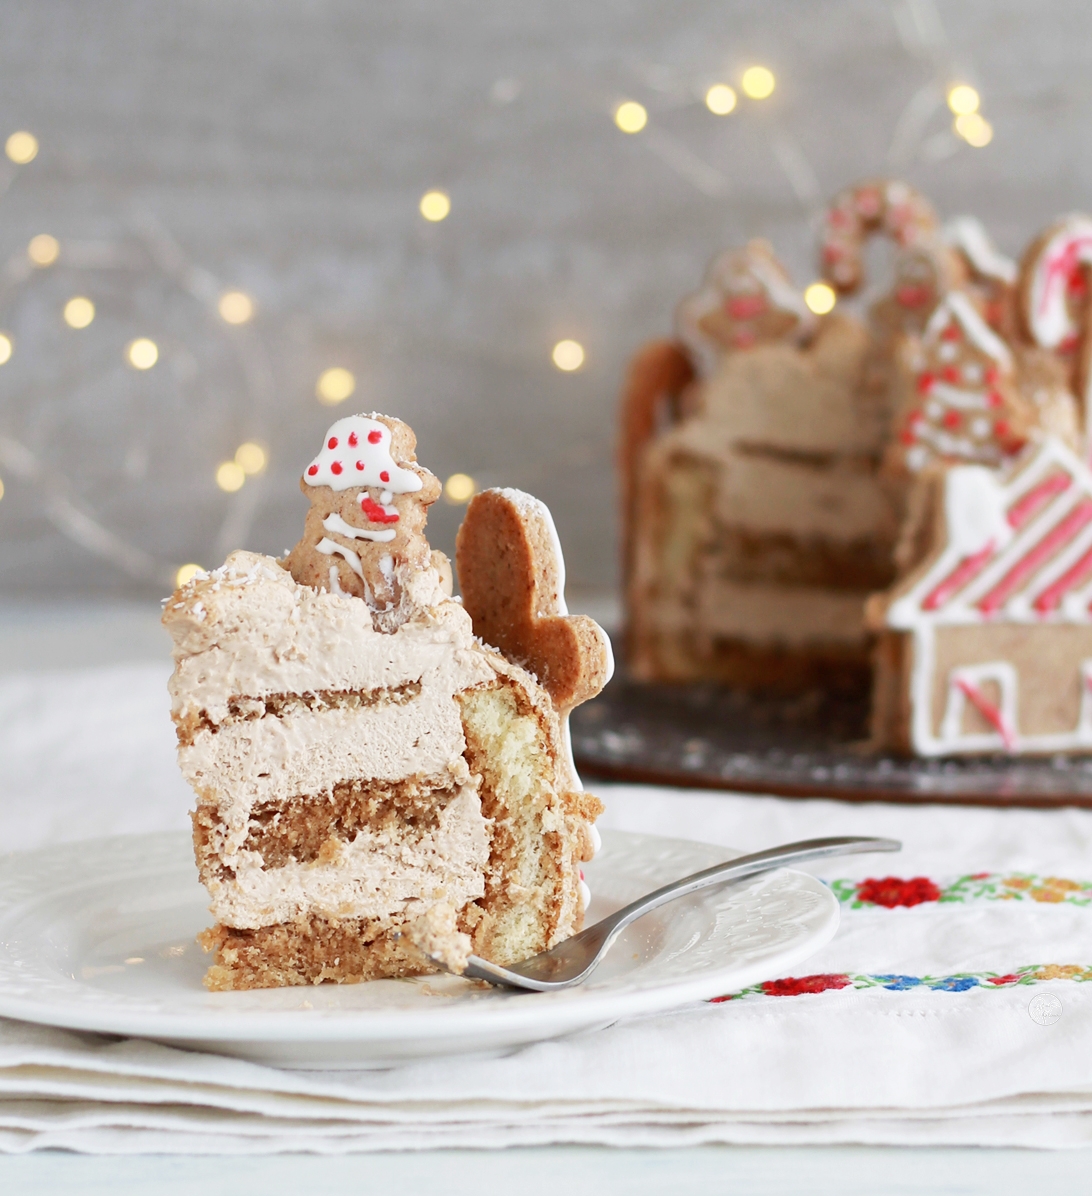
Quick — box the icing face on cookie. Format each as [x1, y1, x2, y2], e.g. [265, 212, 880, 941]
[676, 240, 814, 364]
[284, 412, 442, 626]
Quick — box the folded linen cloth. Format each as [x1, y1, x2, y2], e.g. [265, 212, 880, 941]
[4, 663, 1092, 1152]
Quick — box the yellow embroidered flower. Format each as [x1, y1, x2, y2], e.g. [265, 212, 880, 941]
[1042, 877, 1082, 892]
[1030, 888, 1066, 903]
[1003, 877, 1031, 890]
[1032, 964, 1083, 980]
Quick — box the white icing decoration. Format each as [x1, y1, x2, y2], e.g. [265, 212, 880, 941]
[322, 511, 396, 544]
[579, 879, 591, 911]
[946, 466, 1013, 557]
[304, 414, 423, 494]
[926, 291, 1012, 367]
[328, 565, 345, 595]
[315, 536, 365, 580]
[1026, 216, 1092, 348]
[882, 437, 1092, 755]
[589, 823, 602, 856]
[943, 216, 1018, 284]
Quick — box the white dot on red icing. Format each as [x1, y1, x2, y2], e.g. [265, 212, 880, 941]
[368, 430, 382, 444]
[348, 432, 358, 447]
[331, 461, 343, 475]
[307, 465, 318, 476]
[380, 470, 390, 482]
[356, 460, 365, 470]
[328, 437, 338, 449]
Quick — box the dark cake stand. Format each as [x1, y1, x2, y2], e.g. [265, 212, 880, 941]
[571, 677, 1092, 808]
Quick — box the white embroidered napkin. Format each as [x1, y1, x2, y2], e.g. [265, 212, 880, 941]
[3, 664, 1092, 1152]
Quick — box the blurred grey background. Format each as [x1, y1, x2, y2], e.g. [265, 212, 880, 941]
[0, 0, 1088, 612]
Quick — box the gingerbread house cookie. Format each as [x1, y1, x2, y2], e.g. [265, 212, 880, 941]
[869, 435, 1092, 755]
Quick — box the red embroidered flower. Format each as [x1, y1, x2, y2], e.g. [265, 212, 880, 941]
[970, 872, 991, 880]
[855, 876, 941, 908]
[761, 974, 852, 997]
[987, 974, 1021, 986]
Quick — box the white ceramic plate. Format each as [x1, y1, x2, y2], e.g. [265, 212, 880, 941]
[0, 829, 838, 1068]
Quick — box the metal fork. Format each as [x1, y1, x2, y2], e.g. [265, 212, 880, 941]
[428, 835, 900, 991]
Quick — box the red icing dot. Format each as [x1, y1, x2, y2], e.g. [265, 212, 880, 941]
[380, 470, 390, 482]
[985, 365, 999, 385]
[942, 365, 960, 383]
[942, 410, 962, 429]
[307, 464, 318, 476]
[899, 427, 916, 445]
[917, 372, 935, 394]
[987, 390, 1003, 409]
[328, 437, 338, 449]
[356, 460, 365, 470]
[940, 325, 960, 341]
[330, 461, 343, 475]
[994, 419, 1010, 439]
[348, 431, 358, 447]
[368, 430, 382, 444]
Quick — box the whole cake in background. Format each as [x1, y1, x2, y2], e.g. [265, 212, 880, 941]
[163, 413, 611, 990]
[620, 178, 1092, 755]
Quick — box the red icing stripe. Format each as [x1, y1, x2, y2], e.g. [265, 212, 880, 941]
[954, 678, 1015, 750]
[922, 544, 994, 611]
[1007, 473, 1071, 528]
[1033, 545, 1092, 613]
[978, 499, 1092, 614]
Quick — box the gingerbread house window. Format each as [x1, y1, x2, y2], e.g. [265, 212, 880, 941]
[939, 662, 1018, 750]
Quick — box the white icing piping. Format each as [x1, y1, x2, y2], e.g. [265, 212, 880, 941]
[304, 413, 424, 494]
[927, 291, 1012, 367]
[323, 511, 396, 543]
[315, 536, 365, 581]
[881, 439, 1092, 755]
[943, 216, 1018, 284]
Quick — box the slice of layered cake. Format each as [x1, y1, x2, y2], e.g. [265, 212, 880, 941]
[163, 413, 609, 990]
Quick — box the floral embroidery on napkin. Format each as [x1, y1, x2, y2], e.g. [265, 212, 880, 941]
[829, 873, 1092, 908]
[712, 964, 1092, 1002]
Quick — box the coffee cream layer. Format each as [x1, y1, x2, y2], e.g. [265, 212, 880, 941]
[164, 550, 500, 931]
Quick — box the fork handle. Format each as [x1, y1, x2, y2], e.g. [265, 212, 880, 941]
[586, 835, 901, 951]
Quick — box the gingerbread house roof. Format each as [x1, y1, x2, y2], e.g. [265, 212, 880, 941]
[884, 436, 1092, 628]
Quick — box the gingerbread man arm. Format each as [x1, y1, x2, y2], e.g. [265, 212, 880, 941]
[455, 488, 613, 711]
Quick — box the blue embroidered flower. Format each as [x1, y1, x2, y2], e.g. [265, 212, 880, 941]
[875, 974, 923, 991]
[929, 975, 980, 992]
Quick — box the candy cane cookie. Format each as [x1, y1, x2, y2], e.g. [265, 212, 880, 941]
[821, 178, 939, 295]
[1017, 214, 1092, 434]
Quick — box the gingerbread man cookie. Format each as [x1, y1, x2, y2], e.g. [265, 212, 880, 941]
[455, 488, 613, 713]
[676, 239, 815, 365]
[283, 413, 443, 625]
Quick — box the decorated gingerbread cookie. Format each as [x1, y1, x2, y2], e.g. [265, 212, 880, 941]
[821, 178, 940, 295]
[283, 413, 443, 624]
[455, 487, 613, 713]
[1017, 214, 1092, 429]
[943, 216, 1018, 338]
[676, 239, 815, 365]
[887, 291, 1035, 478]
